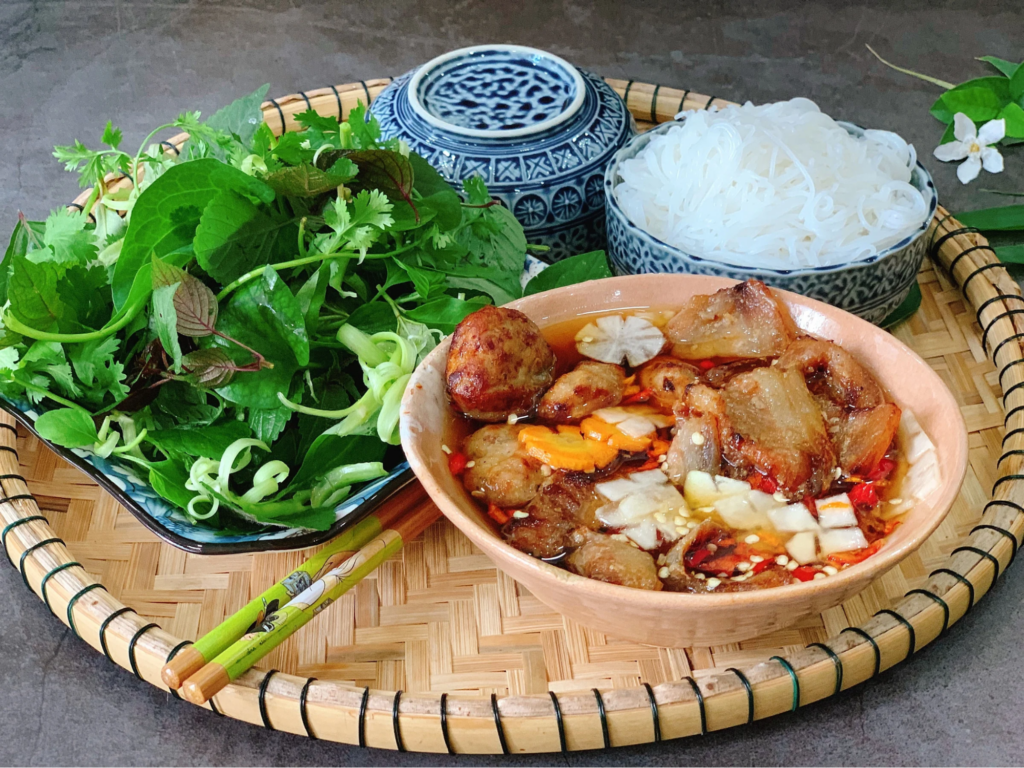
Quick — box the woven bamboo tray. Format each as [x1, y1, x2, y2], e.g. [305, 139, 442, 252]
[3, 77, 1023, 754]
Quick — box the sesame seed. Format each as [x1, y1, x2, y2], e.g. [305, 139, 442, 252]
[736, 562, 751, 573]
[695, 572, 706, 580]
[697, 506, 715, 514]
[717, 572, 729, 579]
[749, 555, 764, 563]
[541, 465, 553, 476]
[465, 460, 476, 468]
[686, 521, 698, 529]
[776, 555, 789, 566]
[581, 336, 594, 343]
[834, 466, 843, 479]
[441, 444, 452, 455]
[657, 554, 667, 566]
[744, 534, 760, 544]
[773, 491, 788, 503]
[611, 533, 629, 542]
[705, 578, 721, 589]
[813, 572, 826, 580]
[471, 490, 485, 498]
[706, 543, 718, 553]
[629, 540, 640, 548]
[658, 567, 670, 578]
[786, 560, 799, 571]
[674, 516, 686, 526]
[771, 358, 779, 366]
[512, 511, 529, 519]
[654, 512, 667, 523]
[658, 455, 667, 463]
[823, 565, 838, 576]
[507, 414, 519, 425]
[889, 498, 903, 505]
[690, 432, 705, 446]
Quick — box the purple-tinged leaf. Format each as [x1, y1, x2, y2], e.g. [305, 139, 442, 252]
[181, 348, 236, 389]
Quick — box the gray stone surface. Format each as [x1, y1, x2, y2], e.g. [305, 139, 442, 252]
[1, 1, 1023, 764]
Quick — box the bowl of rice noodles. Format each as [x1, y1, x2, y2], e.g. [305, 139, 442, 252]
[604, 98, 937, 324]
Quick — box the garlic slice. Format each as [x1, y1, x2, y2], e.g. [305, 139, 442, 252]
[575, 314, 666, 367]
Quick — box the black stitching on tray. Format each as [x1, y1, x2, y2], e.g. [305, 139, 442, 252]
[1000, 359, 1024, 390]
[678, 89, 690, 114]
[0, 445, 19, 457]
[329, 85, 343, 118]
[963, 263, 1008, 297]
[930, 227, 982, 258]
[928, 212, 957, 247]
[993, 474, 1024, 495]
[358, 687, 370, 748]
[0, 473, 27, 483]
[269, 98, 286, 133]
[931, 567, 976, 611]
[98, 606, 134, 661]
[392, 690, 405, 752]
[491, 693, 509, 754]
[39, 561, 80, 612]
[806, 643, 843, 696]
[840, 627, 881, 678]
[258, 670, 278, 730]
[1, 515, 47, 565]
[1, 495, 36, 505]
[704, 94, 717, 110]
[67, 202, 84, 212]
[906, 589, 950, 635]
[548, 692, 567, 753]
[683, 676, 706, 735]
[979, 295, 1024, 329]
[1004, 380, 1024, 404]
[874, 609, 917, 658]
[1002, 427, 1024, 447]
[208, 696, 223, 717]
[641, 682, 661, 742]
[984, 499, 1024, 517]
[650, 83, 661, 123]
[1004, 406, 1024, 426]
[952, 546, 1002, 585]
[0, 422, 16, 435]
[982, 311, 1024, 352]
[300, 678, 318, 740]
[160, 140, 180, 156]
[128, 623, 158, 679]
[971, 524, 1019, 564]
[66, 582, 105, 636]
[592, 688, 610, 749]
[769, 656, 799, 711]
[359, 80, 372, 105]
[622, 80, 635, 111]
[948, 244, 999, 278]
[299, 91, 312, 111]
[989, 334, 1024, 365]
[19, 537, 63, 588]
[996, 449, 1024, 468]
[439, 692, 454, 754]
[726, 668, 754, 724]
[165, 641, 192, 700]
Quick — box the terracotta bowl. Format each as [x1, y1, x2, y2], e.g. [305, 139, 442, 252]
[399, 275, 969, 646]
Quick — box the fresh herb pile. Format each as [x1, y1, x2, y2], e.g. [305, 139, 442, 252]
[0, 85, 612, 533]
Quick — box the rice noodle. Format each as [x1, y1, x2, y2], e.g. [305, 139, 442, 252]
[613, 98, 929, 269]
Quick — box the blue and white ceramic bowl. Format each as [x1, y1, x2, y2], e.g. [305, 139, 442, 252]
[604, 120, 938, 324]
[371, 45, 636, 260]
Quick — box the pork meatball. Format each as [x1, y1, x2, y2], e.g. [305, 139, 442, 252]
[637, 356, 700, 410]
[538, 361, 626, 423]
[566, 530, 662, 590]
[446, 306, 556, 422]
[463, 425, 544, 508]
[502, 476, 602, 560]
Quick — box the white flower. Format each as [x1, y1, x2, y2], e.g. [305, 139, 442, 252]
[933, 113, 1005, 184]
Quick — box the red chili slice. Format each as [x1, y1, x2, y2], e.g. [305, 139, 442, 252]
[791, 565, 818, 582]
[448, 451, 469, 476]
[698, 359, 716, 371]
[753, 559, 772, 574]
[848, 482, 878, 510]
[867, 458, 896, 482]
[621, 388, 653, 405]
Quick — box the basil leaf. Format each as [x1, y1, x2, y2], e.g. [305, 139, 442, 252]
[524, 250, 613, 295]
[34, 407, 98, 448]
[205, 84, 269, 149]
[194, 189, 298, 285]
[148, 420, 252, 459]
[248, 405, 293, 444]
[957, 205, 1024, 230]
[113, 159, 274, 309]
[148, 458, 196, 509]
[404, 295, 490, 334]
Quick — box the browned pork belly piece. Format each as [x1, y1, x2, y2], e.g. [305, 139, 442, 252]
[701, 358, 768, 388]
[446, 305, 556, 422]
[661, 519, 722, 592]
[463, 424, 544, 508]
[665, 385, 724, 484]
[777, 338, 901, 475]
[538, 361, 627, 423]
[720, 367, 837, 498]
[636, 356, 701, 409]
[665, 279, 797, 360]
[566, 529, 662, 590]
[502, 476, 603, 560]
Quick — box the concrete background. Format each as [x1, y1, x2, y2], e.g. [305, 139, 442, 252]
[1, 1, 1023, 764]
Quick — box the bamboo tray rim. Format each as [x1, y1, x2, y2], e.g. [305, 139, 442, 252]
[2, 76, 1023, 754]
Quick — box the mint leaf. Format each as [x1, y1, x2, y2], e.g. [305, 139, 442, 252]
[524, 250, 613, 296]
[206, 84, 270, 149]
[8, 254, 63, 332]
[113, 159, 274, 310]
[248, 405, 292, 443]
[152, 283, 183, 371]
[148, 419, 252, 459]
[194, 189, 298, 284]
[35, 408, 98, 448]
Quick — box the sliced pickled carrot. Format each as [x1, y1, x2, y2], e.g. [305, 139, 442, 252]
[580, 416, 651, 452]
[518, 425, 619, 471]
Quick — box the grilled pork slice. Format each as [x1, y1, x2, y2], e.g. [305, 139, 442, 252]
[637, 356, 701, 409]
[566, 529, 662, 590]
[777, 338, 901, 475]
[446, 305, 556, 422]
[720, 367, 837, 498]
[538, 361, 627, 423]
[665, 279, 797, 360]
[664, 385, 724, 484]
[502, 476, 602, 560]
[463, 424, 544, 509]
